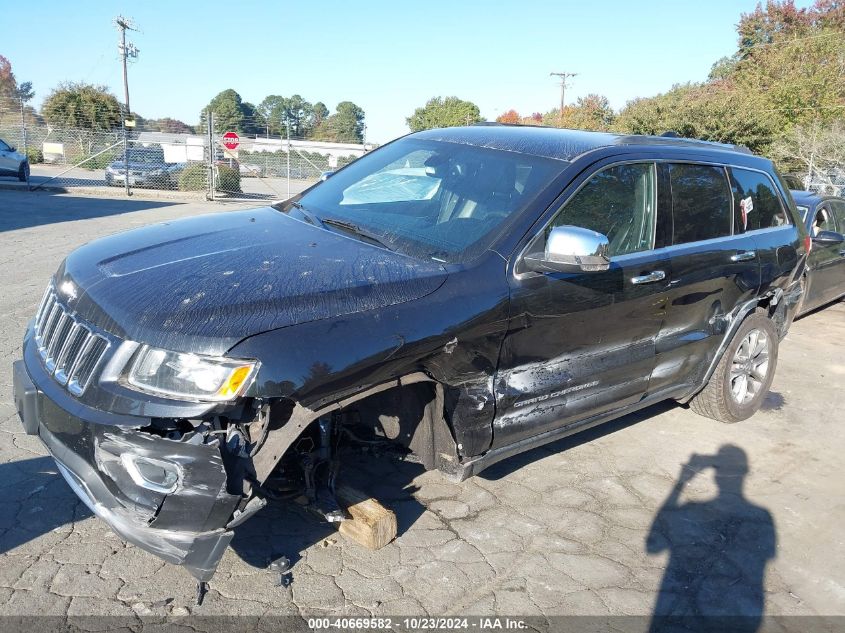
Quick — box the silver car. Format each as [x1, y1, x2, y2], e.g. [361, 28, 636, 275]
[0, 138, 29, 181]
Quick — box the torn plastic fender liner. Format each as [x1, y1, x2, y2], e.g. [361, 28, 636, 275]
[32, 385, 240, 582]
[251, 372, 453, 484]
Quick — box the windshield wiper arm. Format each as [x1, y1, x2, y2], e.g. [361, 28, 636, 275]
[322, 218, 393, 251]
[287, 201, 325, 227]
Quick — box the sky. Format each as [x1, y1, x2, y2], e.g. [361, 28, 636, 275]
[1, 0, 812, 144]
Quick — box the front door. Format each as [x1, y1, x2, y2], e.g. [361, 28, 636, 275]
[0, 139, 15, 174]
[493, 161, 669, 449]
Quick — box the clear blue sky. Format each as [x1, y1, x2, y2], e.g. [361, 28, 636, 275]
[2, 0, 809, 143]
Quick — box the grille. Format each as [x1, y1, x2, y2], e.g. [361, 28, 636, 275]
[33, 286, 110, 396]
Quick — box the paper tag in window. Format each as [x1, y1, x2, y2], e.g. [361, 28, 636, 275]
[739, 196, 754, 230]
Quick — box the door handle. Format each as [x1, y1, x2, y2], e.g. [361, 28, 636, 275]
[730, 250, 757, 262]
[631, 270, 666, 285]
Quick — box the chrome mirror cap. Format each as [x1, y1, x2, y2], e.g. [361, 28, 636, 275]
[524, 225, 610, 274]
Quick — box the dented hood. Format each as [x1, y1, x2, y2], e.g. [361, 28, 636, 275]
[56, 207, 447, 355]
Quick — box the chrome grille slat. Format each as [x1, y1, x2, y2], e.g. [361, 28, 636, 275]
[39, 304, 63, 358]
[32, 285, 110, 396]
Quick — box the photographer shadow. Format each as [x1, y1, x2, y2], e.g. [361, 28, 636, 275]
[646, 444, 776, 633]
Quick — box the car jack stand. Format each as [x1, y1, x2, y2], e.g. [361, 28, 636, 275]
[195, 580, 208, 606]
[269, 555, 293, 587]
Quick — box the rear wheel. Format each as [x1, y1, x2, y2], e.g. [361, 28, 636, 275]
[690, 311, 778, 423]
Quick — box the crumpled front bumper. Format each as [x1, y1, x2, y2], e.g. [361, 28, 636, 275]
[12, 356, 241, 582]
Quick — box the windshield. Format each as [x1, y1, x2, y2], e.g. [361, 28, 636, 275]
[282, 138, 565, 262]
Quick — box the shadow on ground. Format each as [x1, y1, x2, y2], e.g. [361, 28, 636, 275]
[229, 450, 426, 570]
[0, 456, 91, 555]
[0, 190, 180, 233]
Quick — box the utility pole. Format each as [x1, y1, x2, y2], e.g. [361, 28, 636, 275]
[550, 72, 577, 126]
[115, 16, 139, 196]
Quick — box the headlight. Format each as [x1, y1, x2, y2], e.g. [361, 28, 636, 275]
[126, 345, 258, 401]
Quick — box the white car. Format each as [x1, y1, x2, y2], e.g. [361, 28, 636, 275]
[0, 138, 29, 181]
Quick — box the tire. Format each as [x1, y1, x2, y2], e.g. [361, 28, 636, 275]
[17, 161, 29, 182]
[689, 311, 779, 423]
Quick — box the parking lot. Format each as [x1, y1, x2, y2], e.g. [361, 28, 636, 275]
[0, 189, 843, 624]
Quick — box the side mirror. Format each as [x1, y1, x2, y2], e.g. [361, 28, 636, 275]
[320, 171, 335, 181]
[523, 225, 611, 274]
[8, 145, 16, 152]
[812, 230, 845, 245]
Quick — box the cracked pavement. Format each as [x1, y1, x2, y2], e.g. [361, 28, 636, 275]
[0, 190, 843, 620]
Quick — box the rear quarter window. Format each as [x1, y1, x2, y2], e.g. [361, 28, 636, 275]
[729, 168, 791, 232]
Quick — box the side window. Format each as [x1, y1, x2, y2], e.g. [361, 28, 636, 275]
[547, 162, 656, 257]
[729, 168, 790, 232]
[668, 163, 732, 245]
[811, 205, 837, 236]
[829, 200, 845, 229]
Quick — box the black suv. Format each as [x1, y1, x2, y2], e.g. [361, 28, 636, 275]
[13, 126, 807, 587]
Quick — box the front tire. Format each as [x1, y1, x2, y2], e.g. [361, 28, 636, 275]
[689, 311, 779, 423]
[18, 161, 29, 182]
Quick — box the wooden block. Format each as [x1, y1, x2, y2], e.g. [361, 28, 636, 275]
[335, 484, 397, 550]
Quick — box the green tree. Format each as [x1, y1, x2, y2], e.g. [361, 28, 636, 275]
[543, 94, 615, 131]
[312, 101, 329, 128]
[406, 96, 482, 132]
[312, 101, 366, 143]
[258, 95, 286, 136]
[42, 82, 122, 130]
[199, 89, 260, 135]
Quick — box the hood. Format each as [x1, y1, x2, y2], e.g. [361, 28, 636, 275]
[55, 208, 448, 355]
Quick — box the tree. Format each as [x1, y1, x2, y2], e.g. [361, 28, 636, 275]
[148, 117, 194, 134]
[42, 82, 122, 131]
[406, 96, 482, 132]
[312, 102, 329, 128]
[312, 101, 366, 143]
[771, 121, 845, 188]
[0, 55, 34, 126]
[198, 89, 261, 135]
[543, 94, 615, 131]
[496, 109, 521, 124]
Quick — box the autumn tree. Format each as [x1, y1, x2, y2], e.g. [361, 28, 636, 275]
[496, 109, 521, 124]
[0, 55, 35, 126]
[406, 96, 483, 131]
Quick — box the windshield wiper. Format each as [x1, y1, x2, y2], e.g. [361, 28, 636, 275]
[322, 218, 393, 251]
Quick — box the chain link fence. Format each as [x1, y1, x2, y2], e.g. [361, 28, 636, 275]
[0, 111, 368, 200]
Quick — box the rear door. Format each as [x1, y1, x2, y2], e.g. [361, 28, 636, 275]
[649, 162, 761, 395]
[806, 200, 845, 307]
[493, 161, 669, 448]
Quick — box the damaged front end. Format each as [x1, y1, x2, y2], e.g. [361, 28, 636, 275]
[12, 286, 268, 584]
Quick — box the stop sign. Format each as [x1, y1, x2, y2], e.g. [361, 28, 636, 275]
[222, 131, 240, 150]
